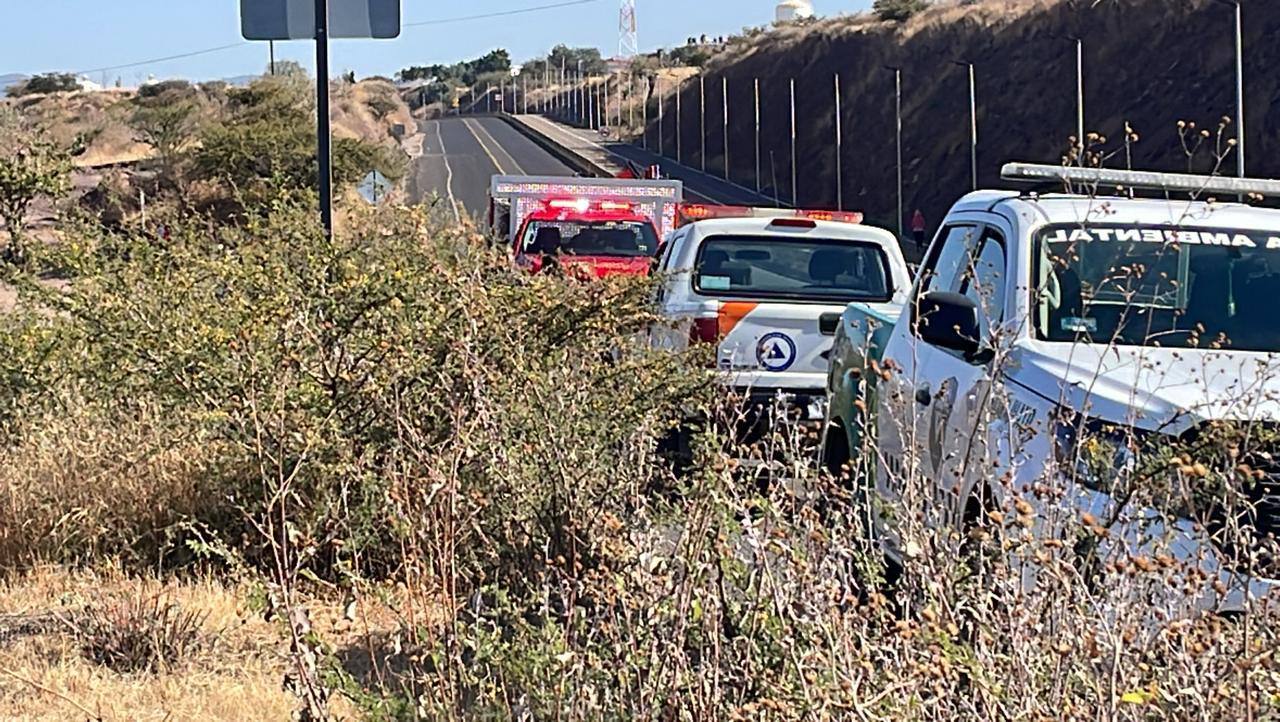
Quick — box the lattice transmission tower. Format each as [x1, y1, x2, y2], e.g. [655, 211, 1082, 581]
[619, 0, 638, 58]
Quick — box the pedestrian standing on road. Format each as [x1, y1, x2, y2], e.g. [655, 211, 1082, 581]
[911, 209, 926, 251]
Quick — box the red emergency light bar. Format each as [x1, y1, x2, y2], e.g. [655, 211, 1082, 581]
[542, 198, 637, 215]
[677, 204, 863, 226]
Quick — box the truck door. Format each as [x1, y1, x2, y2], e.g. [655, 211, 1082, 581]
[915, 222, 1009, 527]
[877, 224, 984, 506]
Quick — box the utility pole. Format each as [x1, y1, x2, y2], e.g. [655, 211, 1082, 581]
[269, 40, 276, 75]
[885, 66, 903, 242]
[314, 0, 333, 238]
[722, 76, 730, 179]
[658, 78, 664, 156]
[676, 81, 682, 163]
[754, 78, 761, 194]
[834, 73, 843, 211]
[1213, 0, 1246, 181]
[576, 60, 584, 124]
[641, 76, 648, 149]
[699, 75, 706, 173]
[790, 78, 797, 207]
[952, 60, 977, 190]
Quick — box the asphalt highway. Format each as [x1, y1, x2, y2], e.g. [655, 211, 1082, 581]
[408, 116, 576, 219]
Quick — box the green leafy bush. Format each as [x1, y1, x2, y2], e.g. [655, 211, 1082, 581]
[191, 76, 403, 216]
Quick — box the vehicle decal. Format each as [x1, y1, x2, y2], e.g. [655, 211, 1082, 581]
[756, 332, 798, 372]
[717, 302, 759, 338]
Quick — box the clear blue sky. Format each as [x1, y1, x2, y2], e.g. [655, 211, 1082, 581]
[1, 1, 872, 83]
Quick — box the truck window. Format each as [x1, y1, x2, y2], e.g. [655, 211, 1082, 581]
[1034, 223, 1280, 352]
[918, 225, 982, 297]
[520, 220, 660, 257]
[692, 236, 892, 303]
[959, 231, 1007, 342]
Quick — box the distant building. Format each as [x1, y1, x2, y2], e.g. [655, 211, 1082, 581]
[76, 75, 105, 92]
[775, 0, 815, 22]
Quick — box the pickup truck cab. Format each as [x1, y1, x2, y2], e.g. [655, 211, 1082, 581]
[825, 163, 1280, 612]
[653, 209, 910, 423]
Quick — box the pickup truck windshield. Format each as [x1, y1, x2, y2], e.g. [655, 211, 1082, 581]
[520, 220, 659, 258]
[694, 236, 891, 303]
[1035, 223, 1280, 351]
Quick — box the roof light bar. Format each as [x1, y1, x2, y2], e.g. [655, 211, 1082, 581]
[548, 198, 591, 212]
[1001, 162, 1280, 198]
[678, 204, 863, 226]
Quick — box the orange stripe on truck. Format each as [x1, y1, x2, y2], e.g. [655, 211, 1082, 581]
[717, 302, 758, 338]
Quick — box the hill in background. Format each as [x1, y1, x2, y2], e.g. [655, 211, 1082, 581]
[649, 0, 1270, 232]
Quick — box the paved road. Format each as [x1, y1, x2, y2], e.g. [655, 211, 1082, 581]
[408, 116, 575, 218]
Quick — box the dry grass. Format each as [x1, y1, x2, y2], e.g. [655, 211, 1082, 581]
[0, 567, 409, 720]
[0, 567, 298, 721]
[332, 79, 414, 147]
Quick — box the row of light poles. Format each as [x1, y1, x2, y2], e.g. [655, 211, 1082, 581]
[473, 1, 1247, 231]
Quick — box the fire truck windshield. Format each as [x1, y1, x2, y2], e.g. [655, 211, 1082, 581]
[520, 220, 660, 258]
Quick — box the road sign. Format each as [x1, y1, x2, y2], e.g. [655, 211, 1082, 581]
[357, 170, 392, 205]
[240, 0, 400, 40]
[240, 0, 400, 239]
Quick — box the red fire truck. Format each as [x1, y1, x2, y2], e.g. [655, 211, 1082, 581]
[489, 175, 684, 279]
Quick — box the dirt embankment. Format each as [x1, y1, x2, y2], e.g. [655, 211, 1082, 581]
[4, 89, 150, 168]
[650, 0, 1277, 232]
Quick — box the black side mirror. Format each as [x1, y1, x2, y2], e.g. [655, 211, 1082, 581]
[915, 291, 986, 359]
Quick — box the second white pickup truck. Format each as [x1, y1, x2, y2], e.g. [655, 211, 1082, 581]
[824, 163, 1280, 613]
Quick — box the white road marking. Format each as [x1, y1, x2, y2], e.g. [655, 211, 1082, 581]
[432, 120, 461, 223]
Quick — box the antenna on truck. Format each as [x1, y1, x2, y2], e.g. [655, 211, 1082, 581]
[1001, 162, 1280, 200]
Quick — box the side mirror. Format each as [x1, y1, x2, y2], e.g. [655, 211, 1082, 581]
[915, 291, 985, 359]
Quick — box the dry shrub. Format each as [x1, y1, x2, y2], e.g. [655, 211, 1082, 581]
[75, 593, 209, 674]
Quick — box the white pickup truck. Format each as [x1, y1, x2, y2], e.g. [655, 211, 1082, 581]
[824, 163, 1280, 612]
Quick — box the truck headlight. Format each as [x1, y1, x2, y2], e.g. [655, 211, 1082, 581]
[1053, 410, 1151, 494]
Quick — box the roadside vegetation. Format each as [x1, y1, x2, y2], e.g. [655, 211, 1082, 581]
[1, 60, 1278, 722]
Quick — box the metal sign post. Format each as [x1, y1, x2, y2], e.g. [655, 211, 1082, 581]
[315, 0, 333, 238]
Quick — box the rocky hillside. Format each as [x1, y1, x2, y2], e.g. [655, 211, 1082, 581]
[650, 0, 1275, 235]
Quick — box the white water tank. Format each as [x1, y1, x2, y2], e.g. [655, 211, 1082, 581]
[776, 0, 814, 22]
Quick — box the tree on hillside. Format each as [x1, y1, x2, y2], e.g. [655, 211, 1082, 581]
[0, 112, 73, 264]
[546, 45, 607, 76]
[471, 49, 512, 76]
[874, 0, 929, 21]
[132, 82, 202, 174]
[193, 76, 403, 216]
[9, 73, 79, 96]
